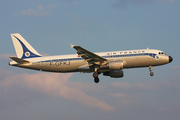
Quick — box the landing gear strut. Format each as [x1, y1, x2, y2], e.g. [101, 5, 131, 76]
[93, 68, 99, 83]
[149, 66, 154, 76]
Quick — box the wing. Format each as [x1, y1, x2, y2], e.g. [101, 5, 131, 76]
[70, 44, 108, 65]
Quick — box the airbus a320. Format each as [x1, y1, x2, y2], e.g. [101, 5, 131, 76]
[9, 33, 173, 83]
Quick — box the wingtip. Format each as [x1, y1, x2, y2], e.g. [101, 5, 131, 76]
[70, 44, 75, 48]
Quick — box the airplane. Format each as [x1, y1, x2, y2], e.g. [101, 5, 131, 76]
[9, 33, 173, 83]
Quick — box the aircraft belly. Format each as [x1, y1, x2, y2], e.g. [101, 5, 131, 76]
[18, 63, 41, 71]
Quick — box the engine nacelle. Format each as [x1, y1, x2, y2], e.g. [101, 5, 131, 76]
[101, 60, 123, 70]
[103, 70, 124, 78]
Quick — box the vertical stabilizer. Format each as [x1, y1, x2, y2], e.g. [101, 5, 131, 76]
[10, 33, 42, 59]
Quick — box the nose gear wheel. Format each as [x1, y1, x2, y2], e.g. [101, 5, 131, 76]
[150, 72, 154, 76]
[149, 66, 154, 76]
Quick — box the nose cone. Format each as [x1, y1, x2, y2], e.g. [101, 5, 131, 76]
[169, 56, 173, 63]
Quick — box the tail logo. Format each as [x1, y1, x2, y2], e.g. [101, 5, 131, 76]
[25, 51, 30, 57]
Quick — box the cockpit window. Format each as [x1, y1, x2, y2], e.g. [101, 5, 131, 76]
[159, 52, 165, 55]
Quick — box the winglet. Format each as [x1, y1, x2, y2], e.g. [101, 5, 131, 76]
[70, 44, 75, 48]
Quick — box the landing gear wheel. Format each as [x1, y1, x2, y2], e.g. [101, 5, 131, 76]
[149, 66, 154, 76]
[94, 77, 99, 83]
[93, 72, 98, 78]
[150, 72, 154, 76]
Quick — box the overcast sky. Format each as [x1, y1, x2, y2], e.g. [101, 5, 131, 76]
[0, 0, 180, 120]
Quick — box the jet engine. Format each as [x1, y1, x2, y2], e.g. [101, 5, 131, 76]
[103, 70, 124, 78]
[100, 60, 123, 70]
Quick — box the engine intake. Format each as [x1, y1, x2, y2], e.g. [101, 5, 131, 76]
[103, 70, 124, 78]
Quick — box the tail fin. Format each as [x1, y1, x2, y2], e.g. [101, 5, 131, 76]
[10, 33, 42, 59]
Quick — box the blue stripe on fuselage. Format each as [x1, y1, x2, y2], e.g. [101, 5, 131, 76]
[36, 53, 156, 63]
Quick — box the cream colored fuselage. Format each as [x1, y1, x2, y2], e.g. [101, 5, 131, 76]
[9, 49, 170, 73]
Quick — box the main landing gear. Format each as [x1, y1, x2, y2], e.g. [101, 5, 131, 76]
[93, 68, 99, 83]
[149, 66, 154, 76]
[93, 72, 99, 83]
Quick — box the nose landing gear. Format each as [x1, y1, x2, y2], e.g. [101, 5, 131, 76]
[149, 66, 154, 76]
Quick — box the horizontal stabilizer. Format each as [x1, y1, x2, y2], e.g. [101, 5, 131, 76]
[10, 57, 30, 64]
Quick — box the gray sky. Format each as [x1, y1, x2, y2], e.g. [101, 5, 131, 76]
[0, 0, 180, 120]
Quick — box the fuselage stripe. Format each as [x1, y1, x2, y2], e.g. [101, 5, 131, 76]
[36, 53, 157, 63]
